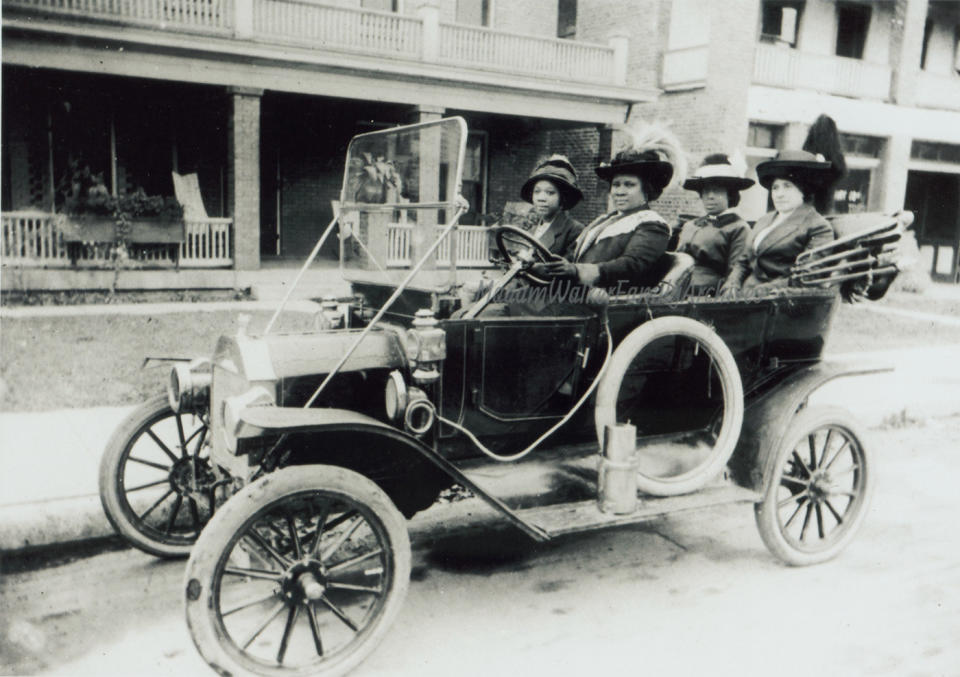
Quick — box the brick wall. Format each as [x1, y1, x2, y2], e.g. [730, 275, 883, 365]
[228, 89, 262, 270]
[492, 0, 558, 37]
[577, 0, 662, 90]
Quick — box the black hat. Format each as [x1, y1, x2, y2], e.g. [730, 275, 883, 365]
[755, 149, 834, 191]
[683, 153, 754, 192]
[595, 148, 673, 194]
[520, 155, 583, 209]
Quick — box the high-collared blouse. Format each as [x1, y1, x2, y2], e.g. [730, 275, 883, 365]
[675, 210, 751, 290]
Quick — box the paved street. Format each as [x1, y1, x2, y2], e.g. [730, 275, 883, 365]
[2, 416, 958, 677]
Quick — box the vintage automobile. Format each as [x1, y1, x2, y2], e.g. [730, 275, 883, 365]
[97, 118, 911, 676]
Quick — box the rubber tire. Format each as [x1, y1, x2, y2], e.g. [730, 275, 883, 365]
[755, 405, 872, 566]
[98, 394, 208, 558]
[595, 316, 744, 496]
[185, 465, 411, 677]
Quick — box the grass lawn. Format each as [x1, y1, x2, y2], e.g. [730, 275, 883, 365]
[0, 309, 316, 412]
[2, 293, 959, 412]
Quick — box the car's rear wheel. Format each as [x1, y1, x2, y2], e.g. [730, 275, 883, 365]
[98, 394, 215, 558]
[595, 316, 744, 496]
[185, 465, 411, 677]
[755, 405, 872, 566]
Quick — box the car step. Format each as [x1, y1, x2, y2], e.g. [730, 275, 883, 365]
[514, 483, 762, 539]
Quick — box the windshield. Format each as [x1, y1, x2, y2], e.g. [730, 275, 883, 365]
[338, 117, 470, 291]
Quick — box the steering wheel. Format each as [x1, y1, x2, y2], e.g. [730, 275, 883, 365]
[493, 225, 557, 286]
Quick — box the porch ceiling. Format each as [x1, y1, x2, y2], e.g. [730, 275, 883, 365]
[3, 21, 657, 125]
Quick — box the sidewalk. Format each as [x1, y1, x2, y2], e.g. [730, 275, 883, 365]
[2, 342, 959, 553]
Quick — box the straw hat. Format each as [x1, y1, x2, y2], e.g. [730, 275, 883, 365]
[683, 153, 754, 192]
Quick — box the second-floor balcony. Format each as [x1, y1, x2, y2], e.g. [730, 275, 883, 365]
[753, 42, 891, 101]
[915, 70, 960, 112]
[3, 0, 625, 88]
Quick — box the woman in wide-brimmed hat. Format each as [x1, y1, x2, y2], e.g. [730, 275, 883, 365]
[730, 115, 845, 292]
[517, 155, 585, 259]
[532, 125, 685, 289]
[676, 154, 755, 295]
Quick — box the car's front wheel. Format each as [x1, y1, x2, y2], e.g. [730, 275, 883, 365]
[184, 465, 411, 677]
[98, 394, 215, 557]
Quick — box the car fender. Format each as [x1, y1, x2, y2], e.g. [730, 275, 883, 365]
[729, 360, 891, 492]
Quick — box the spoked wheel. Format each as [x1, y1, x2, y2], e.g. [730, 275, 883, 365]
[185, 465, 411, 677]
[99, 394, 216, 558]
[755, 405, 872, 566]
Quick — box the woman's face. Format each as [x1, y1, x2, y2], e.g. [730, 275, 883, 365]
[770, 178, 805, 213]
[531, 180, 562, 219]
[699, 184, 729, 215]
[610, 174, 647, 212]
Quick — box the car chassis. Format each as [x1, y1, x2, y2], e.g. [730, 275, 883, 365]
[96, 118, 911, 676]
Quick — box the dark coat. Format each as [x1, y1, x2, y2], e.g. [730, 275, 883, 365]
[572, 207, 670, 287]
[734, 202, 835, 290]
[536, 210, 584, 260]
[675, 211, 751, 292]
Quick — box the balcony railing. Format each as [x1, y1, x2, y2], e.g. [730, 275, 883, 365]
[753, 43, 891, 101]
[1, 211, 234, 268]
[4, 0, 622, 86]
[6, 0, 235, 32]
[253, 1, 420, 57]
[438, 23, 615, 82]
[915, 71, 960, 112]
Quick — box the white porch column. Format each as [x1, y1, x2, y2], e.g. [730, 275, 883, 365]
[417, 0, 441, 63]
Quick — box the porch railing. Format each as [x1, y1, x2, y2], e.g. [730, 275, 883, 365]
[438, 22, 614, 82]
[5, 0, 234, 31]
[753, 43, 891, 101]
[5, 0, 623, 86]
[1, 211, 234, 268]
[385, 224, 491, 268]
[253, 0, 421, 56]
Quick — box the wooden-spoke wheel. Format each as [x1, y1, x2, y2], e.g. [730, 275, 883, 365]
[99, 394, 215, 557]
[756, 406, 872, 566]
[185, 466, 410, 677]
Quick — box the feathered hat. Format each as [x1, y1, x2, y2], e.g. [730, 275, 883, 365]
[520, 154, 584, 209]
[595, 123, 688, 200]
[683, 153, 754, 192]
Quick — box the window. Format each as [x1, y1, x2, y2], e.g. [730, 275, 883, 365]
[912, 140, 960, 164]
[360, 0, 399, 11]
[835, 3, 871, 59]
[557, 0, 576, 39]
[921, 18, 933, 69]
[748, 122, 785, 149]
[460, 132, 487, 225]
[760, 1, 802, 47]
[456, 0, 491, 27]
[832, 168, 871, 214]
[955, 25, 960, 73]
[841, 133, 883, 158]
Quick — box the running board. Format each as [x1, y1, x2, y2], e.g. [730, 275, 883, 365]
[514, 484, 762, 538]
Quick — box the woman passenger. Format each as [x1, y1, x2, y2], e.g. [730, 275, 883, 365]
[677, 154, 754, 296]
[518, 155, 585, 259]
[532, 127, 685, 290]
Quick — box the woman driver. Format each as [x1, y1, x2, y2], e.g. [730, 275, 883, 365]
[532, 126, 685, 291]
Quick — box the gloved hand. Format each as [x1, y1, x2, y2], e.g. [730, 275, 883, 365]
[529, 259, 578, 279]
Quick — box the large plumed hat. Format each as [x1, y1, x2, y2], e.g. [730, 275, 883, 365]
[683, 153, 755, 192]
[755, 149, 834, 191]
[521, 155, 583, 208]
[594, 123, 687, 200]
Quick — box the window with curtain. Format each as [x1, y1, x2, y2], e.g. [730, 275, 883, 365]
[760, 1, 803, 47]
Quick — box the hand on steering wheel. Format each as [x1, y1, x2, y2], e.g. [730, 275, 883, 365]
[493, 226, 559, 286]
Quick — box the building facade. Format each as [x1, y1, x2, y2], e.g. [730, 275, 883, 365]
[3, 0, 960, 287]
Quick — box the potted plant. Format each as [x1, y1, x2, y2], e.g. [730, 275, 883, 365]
[56, 162, 185, 267]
